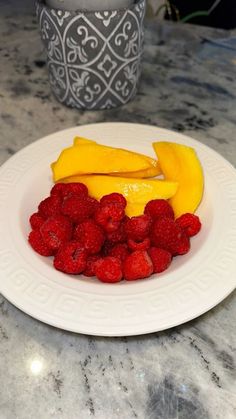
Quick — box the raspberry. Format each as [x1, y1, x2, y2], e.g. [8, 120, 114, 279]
[123, 250, 153, 281]
[62, 195, 96, 223]
[94, 203, 125, 233]
[124, 214, 152, 241]
[51, 182, 88, 199]
[29, 212, 45, 230]
[63, 182, 88, 198]
[54, 241, 87, 274]
[101, 241, 114, 257]
[28, 230, 54, 256]
[83, 254, 101, 277]
[176, 213, 201, 237]
[73, 220, 105, 254]
[100, 193, 127, 209]
[50, 183, 67, 198]
[86, 196, 100, 215]
[38, 195, 62, 218]
[148, 247, 172, 273]
[94, 257, 122, 283]
[127, 237, 150, 252]
[108, 243, 129, 261]
[144, 199, 174, 220]
[106, 221, 127, 244]
[174, 233, 190, 255]
[150, 217, 188, 255]
[40, 215, 72, 251]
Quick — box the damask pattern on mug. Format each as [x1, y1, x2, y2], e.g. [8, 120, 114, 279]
[36, 0, 146, 109]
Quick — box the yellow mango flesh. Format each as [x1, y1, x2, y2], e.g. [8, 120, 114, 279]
[73, 137, 96, 145]
[125, 202, 146, 217]
[52, 144, 153, 182]
[153, 142, 204, 217]
[111, 164, 161, 179]
[61, 175, 178, 204]
[73, 136, 161, 178]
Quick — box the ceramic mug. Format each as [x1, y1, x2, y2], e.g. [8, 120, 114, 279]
[46, 0, 134, 11]
[36, 0, 146, 110]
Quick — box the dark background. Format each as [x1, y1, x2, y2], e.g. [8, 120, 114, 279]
[166, 0, 236, 29]
[1, 0, 236, 29]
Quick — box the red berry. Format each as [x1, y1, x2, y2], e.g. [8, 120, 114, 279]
[86, 196, 100, 215]
[40, 215, 72, 251]
[94, 203, 125, 233]
[74, 220, 105, 254]
[94, 257, 123, 283]
[51, 182, 88, 199]
[148, 247, 172, 273]
[29, 212, 45, 230]
[174, 233, 190, 255]
[124, 214, 152, 241]
[64, 183, 88, 198]
[54, 241, 87, 274]
[108, 243, 129, 261]
[127, 237, 150, 252]
[106, 221, 127, 244]
[101, 240, 114, 256]
[38, 195, 62, 218]
[28, 230, 54, 256]
[62, 195, 96, 223]
[123, 250, 153, 281]
[176, 213, 201, 237]
[83, 254, 101, 277]
[150, 217, 189, 256]
[144, 199, 174, 220]
[50, 183, 67, 198]
[100, 193, 127, 209]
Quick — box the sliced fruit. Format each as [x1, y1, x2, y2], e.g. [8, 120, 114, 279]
[73, 136, 96, 146]
[153, 141, 204, 217]
[51, 144, 153, 182]
[111, 164, 161, 179]
[61, 174, 178, 204]
[125, 202, 146, 217]
[73, 137, 161, 178]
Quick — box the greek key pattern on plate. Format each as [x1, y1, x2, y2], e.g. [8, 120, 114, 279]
[36, 0, 145, 109]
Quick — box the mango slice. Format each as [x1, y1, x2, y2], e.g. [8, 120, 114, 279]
[111, 164, 161, 179]
[73, 136, 161, 178]
[61, 174, 178, 204]
[73, 136, 156, 166]
[52, 144, 153, 182]
[153, 142, 204, 217]
[73, 137, 96, 145]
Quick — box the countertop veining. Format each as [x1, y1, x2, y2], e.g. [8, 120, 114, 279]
[0, 3, 236, 419]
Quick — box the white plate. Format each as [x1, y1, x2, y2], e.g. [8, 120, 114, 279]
[0, 123, 235, 336]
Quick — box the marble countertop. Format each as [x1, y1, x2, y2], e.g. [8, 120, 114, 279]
[0, 3, 236, 419]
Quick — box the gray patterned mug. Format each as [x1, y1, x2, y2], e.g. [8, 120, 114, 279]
[36, 0, 146, 110]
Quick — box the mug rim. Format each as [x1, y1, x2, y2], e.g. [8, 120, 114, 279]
[36, 0, 145, 15]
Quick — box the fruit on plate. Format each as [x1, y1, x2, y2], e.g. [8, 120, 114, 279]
[73, 136, 97, 145]
[73, 136, 161, 179]
[73, 136, 96, 146]
[61, 174, 178, 207]
[52, 143, 156, 182]
[111, 165, 161, 179]
[74, 136, 161, 178]
[28, 185, 202, 283]
[73, 136, 158, 170]
[153, 141, 204, 217]
[125, 202, 147, 217]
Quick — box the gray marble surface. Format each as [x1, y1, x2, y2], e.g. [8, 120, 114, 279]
[0, 3, 236, 419]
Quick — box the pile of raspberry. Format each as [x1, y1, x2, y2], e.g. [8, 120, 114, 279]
[28, 183, 201, 283]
